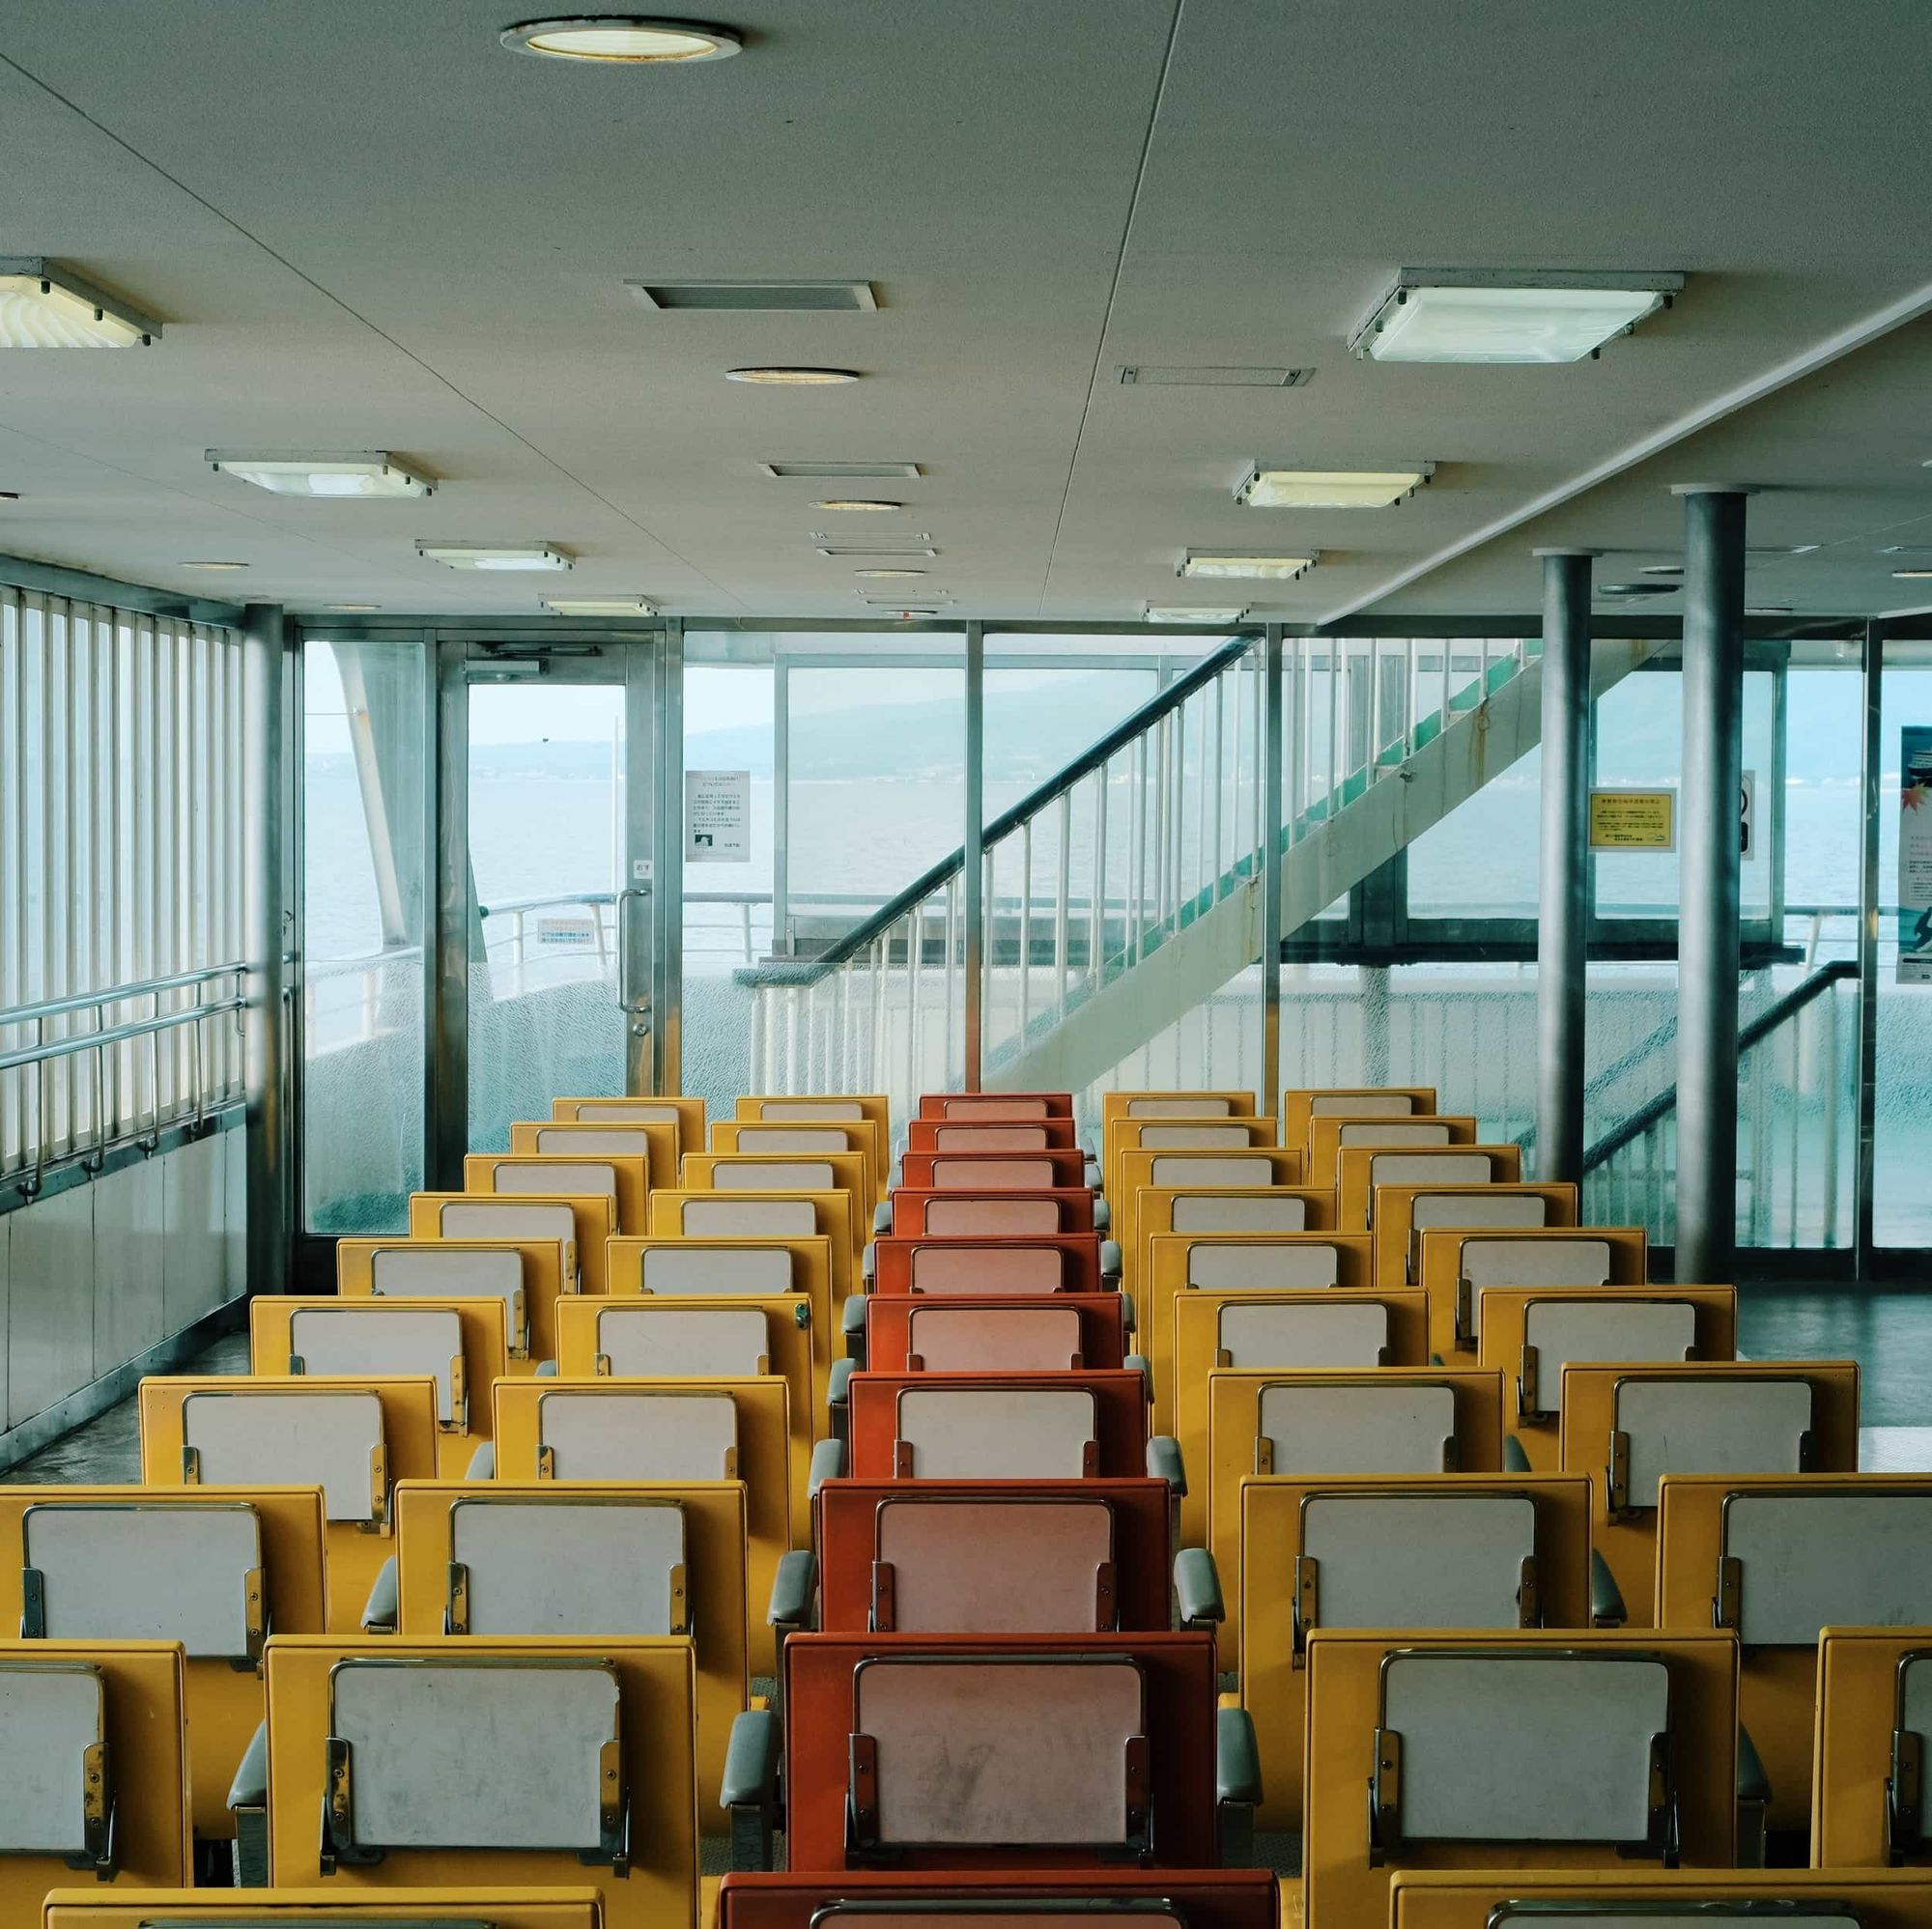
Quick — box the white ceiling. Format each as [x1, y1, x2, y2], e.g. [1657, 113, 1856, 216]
[2, 0, 1931, 622]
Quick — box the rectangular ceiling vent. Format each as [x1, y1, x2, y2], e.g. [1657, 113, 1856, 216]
[1117, 365, 1313, 388]
[761, 460, 922, 479]
[816, 544, 939, 558]
[628, 279, 877, 311]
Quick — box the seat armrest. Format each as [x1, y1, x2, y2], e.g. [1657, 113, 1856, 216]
[1590, 1547, 1627, 1628]
[1115, 1284, 1133, 1330]
[227, 1718, 270, 1812]
[1736, 1721, 1772, 1867]
[871, 1201, 895, 1236]
[534, 1357, 558, 1376]
[768, 1549, 816, 1633]
[810, 1436, 847, 1495]
[1124, 1352, 1151, 1393]
[359, 1555, 399, 1635]
[464, 1439, 496, 1480]
[1083, 1157, 1105, 1192]
[1174, 1547, 1224, 1629]
[827, 1356, 856, 1444]
[841, 1293, 869, 1362]
[1501, 1433, 1531, 1473]
[723, 1708, 781, 1871]
[1093, 1196, 1111, 1231]
[1216, 1704, 1261, 1866]
[1147, 1434, 1186, 1496]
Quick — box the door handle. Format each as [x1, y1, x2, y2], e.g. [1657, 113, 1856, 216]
[615, 884, 652, 1031]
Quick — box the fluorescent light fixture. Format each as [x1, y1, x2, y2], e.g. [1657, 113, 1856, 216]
[208, 449, 434, 498]
[1895, 570, 1932, 582]
[1236, 464, 1432, 509]
[0, 258, 159, 348]
[324, 604, 382, 611]
[499, 16, 742, 62]
[854, 567, 925, 579]
[1350, 269, 1684, 364]
[416, 542, 572, 572]
[541, 596, 657, 614]
[1179, 551, 1316, 582]
[817, 545, 937, 558]
[179, 560, 249, 572]
[815, 498, 901, 512]
[1145, 605, 1247, 624]
[726, 366, 860, 385]
[760, 460, 920, 479]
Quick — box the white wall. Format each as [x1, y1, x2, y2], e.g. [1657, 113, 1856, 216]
[0, 1123, 245, 1433]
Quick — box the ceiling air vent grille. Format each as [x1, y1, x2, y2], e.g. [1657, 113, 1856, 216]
[1117, 365, 1313, 388]
[628, 280, 877, 311]
[761, 461, 922, 479]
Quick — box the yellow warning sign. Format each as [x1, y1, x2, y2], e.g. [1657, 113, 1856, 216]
[1588, 788, 1676, 850]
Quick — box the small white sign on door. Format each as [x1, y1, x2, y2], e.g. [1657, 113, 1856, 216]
[685, 769, 751, 864]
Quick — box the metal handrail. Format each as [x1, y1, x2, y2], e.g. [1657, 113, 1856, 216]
[0, 996, 247, 1076]
[1580, 957, 1859, 1170]
[765, 634, 1257, 982]
[0, 962, 248, 1032]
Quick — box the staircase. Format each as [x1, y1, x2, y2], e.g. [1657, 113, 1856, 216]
[742, 631, 1671, 1119]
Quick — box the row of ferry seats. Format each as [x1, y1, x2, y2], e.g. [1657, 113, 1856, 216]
[9, 1077, 1932, 1929]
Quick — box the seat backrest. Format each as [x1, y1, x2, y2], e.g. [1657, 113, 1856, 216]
[589, 1304, 771, 1376]
[536, 1387, 738, 1482]
[1387, 1871, 1911, 1929]
[873, 1494, 1116, 1632]
[1185, 1237, 1337, 1286]
[922, 1196, 1065, 1234]
[445, 1493, 689, 1635]
[364, 1239, 532, 1352]
[674, 1195, 818, 1237]
[1216, 1297, 1392, 1369]
[637, 1243, 794, 1294]
[1175, 1193, 1308, 1233]
[0, 1660, 112, 1858]
[285, 1304, 467, 1425]
[182, 1386, 386, 1523]
[1518, 1296, 1697, 1416]
[1258, 1379, 1456, 1475]
[895, 1384, 1098, 1479]
[908, 1243, 1064, 1294]
[905, 1304, 1085, 1372]
[1614, 1376, 1815, 1510]
[21, 1500, 265, 1660]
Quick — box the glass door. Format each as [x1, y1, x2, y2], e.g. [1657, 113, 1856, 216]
[435, 638, 663, 1166]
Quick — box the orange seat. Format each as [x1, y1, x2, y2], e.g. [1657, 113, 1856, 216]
[900, 1149, 1092, 1191]
[918, 1092, 1074, 1120]
[865, 1293, 1127, 1373]
[906, 1117, 1081, 1152]
[891, 1188, 1102, 1235]
[848, 1369, 1148, 1480]
[870, 1232, 1108, 1295]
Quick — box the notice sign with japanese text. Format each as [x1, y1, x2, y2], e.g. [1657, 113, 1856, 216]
[1588, 788, 1676, 851]
[1899, 727, 1932, 981]
[685, 768, 751, 864]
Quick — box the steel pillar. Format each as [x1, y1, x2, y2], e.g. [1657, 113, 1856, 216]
[1674, 487, 1752, 1282]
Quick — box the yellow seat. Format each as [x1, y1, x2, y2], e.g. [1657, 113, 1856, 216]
[512, 1117, 679, 1191]
[1337, 1142, 1526, 1236]
[258, 1633, 697, 1929]
[1203, 1366, 1506, 1660]
[1239, 1471, 1594, 1827]
[0, 1638, 190, 1911]
[338, 1233, 565, 1365]
[1815, 1625, 1932, 1867]
[648, 1188, 859, 1311]
[679, 1152, 867, 1259]
[465, 1151, 651, 1239]
[138, 1376, 440, 1634]
[409, 1189, 613, 1293]
[554, 1092, 707, 1156]
[1369, 1178, 1577, 1290]
[1302, 1627, 1739, 1929]
[1417, 1222, 1650, 1364]
[1557, 1359, 1861, 1629]
[1479, 1283, 1736, 1470]
[0, 1486, 324, 1842]
[1304, 1112, 1479, 1189]
[391, 1478, 751, 1830]
[1172, 1288, 1430, 1542]
[714, 1116, 885, 1204]
[250, 1295, 509, 1476]
[1658, 1471, 1932, 1835]
[493, 1374, 794, 1671]
[1141, 1226, 1370, 1428]
[1101, 1090, 1258, 1124]
[1282, 1086, 1436, 1154]
[557, 1288, 821, 1484]
[1133, 1180, 1339, 1300]
[737, 1091, 891, 1137]
[46, 1890, 607, 1928]
[1388, 1869, 1932, 1929]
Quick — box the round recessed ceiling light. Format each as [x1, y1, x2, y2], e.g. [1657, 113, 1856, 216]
[726, 367, 861, 385]
[814, 498, 902, 512]
[180, 559, 249, 571]
[500, 16, 742, 61]
[854, 567, 925, 580]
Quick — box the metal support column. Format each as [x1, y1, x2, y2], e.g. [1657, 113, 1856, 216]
[242, 603, 289, 1293]
[1855, 619, 1882, 1271]
[1261, 626, 1285, 1119]
[772, 658, 790, 953]
[1534, 549, 1599, 1184]
[426, 638, 469, 1189]
[1674, 486, 1752, 1283]
[963, 622, 984, 1090]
